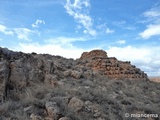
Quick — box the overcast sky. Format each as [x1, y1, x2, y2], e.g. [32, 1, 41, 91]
[0, 0, 160, 76]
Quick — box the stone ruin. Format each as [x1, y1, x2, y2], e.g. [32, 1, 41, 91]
[79, 49, 148, 80]
[80, 50, 108, 59]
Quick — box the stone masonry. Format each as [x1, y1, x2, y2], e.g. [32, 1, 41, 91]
[79, 49, 148, 80]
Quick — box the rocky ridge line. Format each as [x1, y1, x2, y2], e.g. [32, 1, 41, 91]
[0, 48, 149, 103]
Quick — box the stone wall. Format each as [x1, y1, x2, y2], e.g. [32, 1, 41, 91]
[80, 50, 107, 60]
[80, 50, 148, 80]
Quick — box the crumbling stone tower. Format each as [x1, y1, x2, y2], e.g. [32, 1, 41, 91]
[80, 50, 148, 80]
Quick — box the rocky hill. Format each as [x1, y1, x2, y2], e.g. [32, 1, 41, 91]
[0, 47, 160, 120]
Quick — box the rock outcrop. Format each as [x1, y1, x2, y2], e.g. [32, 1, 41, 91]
[0, 48, 148, 103]
[79, 49, 148, 80]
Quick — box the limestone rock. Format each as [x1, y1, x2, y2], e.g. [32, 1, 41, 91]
[63, 70, 71, 77]
[84, 102, 101, 118]
[23, 106, 32, 112]
[45, 101, 61, 119]
[63, 70, 83, 79]
[30, 113, 43, 120]
[68, 97, 84, 112]
[59, 117, 70, 120]
[44, 74, 58, 87]
[71, 70, 83, 79]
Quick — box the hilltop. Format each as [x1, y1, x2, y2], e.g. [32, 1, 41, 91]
[0, 47, 159, 120]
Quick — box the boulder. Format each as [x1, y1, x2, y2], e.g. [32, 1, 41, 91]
[68, 97, 84, 112]
[84, 102, 101, 118]
[44, 74, 58, 87]
[63, 70, 71, 77]
[63, 70, 83, 79]
[45, 101, 61, 119]
[30, 113, 43, 120]
[71, 70, 83, 79]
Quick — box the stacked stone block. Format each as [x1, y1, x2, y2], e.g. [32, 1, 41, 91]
[80, 50, 148, 80]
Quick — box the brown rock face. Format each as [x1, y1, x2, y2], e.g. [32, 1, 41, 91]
[79, 50, 148, 80]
